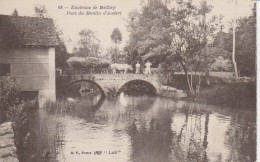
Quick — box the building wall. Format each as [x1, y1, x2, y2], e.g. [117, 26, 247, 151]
[0, 47, 49, 90]
[0, 47, 56, 107]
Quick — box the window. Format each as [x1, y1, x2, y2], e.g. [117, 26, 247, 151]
[0, 64, 10, 76]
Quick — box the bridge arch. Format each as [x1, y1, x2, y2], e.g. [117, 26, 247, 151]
[61, 73, 161, 97]
[67, 79, 106, 97]
[117, 79, 157, 96]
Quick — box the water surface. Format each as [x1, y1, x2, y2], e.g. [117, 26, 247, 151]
[17, 94, 256, 162]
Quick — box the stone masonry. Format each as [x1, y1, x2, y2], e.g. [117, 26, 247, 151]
[0, 122, 18, 162]
[65, 74, 161, 96]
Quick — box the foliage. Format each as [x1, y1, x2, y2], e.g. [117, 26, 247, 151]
[34, 5, 48, 18]
[127, 0, 171, 66]
[111, 28, 122, 44]
[126, 50, 144, 72]
[0, 76, 20, 111]
[110, 28, 122, 63]
[169, 1, 222, 91]
[73, 29, 101, 57]
[7, 100, 36, 129]
[235, 15, 256, 76]
[233, 5, 256, 76]
[196, 46, 232, 72]
[55, 27, 69, 69]
[210, 56, 232, 72]
[0, 76, 35, 130]
[105, 47, 129, 63]
[67, 56, 111, 69]
[214, 4, 256, 76]
[127, 0, 222, 93]
[12, 9, 19, 16]
[189, 82, 256, 110]
[213, 32, 232, 51]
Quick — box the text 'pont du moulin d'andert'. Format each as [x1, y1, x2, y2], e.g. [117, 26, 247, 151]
[58, 5, 122, 16]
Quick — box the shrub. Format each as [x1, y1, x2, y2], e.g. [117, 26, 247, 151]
[0, 76, 36, 129]
[67, 57, 111, 69]
[0, 76, 20, 111]
[7, 100, 36, 130]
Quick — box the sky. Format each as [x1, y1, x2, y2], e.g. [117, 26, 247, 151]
[0, 0, 255, 53]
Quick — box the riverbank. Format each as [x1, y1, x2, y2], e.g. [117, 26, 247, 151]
[166, 74, 256, 110]
[186, 82, 256, 110]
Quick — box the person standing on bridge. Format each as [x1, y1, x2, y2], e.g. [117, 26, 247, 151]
[145, 61, 152, 74]
[136, 61, 140, 74]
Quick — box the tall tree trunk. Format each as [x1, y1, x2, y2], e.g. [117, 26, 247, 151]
[232, 0, 239, 82]
[202, 1, 210, 85]
[176, 52, 194, 94]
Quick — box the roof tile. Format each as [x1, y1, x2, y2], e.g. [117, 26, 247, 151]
[0, 15, 58, 47]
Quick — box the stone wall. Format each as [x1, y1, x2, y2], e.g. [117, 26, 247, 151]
[94, 74, 160, 95]
[0, 122, 18, 162]
[63, 74, 161, 96]
[59, 73, 189, 99]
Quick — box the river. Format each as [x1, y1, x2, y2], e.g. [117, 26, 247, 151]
[16, 94, 256, 162]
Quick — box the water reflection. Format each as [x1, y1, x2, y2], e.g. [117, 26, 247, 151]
[16, 109, 64, 162]
[17, 94, 256, 162]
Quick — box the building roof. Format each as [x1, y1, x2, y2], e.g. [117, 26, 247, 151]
[0, 15, 58, 47]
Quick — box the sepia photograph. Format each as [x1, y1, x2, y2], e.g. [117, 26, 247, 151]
[0, 0, 257, 161]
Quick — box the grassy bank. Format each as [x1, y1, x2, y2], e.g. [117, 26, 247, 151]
[188, 82, 256, 110]
[167, 74, 256, 110]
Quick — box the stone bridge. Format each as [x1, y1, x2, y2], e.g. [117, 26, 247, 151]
[61, 74, 161, 96]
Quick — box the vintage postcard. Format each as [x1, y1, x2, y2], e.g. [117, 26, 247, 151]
[0, 0, 257, 161]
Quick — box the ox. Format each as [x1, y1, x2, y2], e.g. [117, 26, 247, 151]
[111, 63, 133, 74]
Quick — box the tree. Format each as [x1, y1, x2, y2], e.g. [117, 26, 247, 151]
[110, 28, 122, 63]
[198, 1, 213, 86]
[12, 9, 18, 16]
[220, 3, 256, 76]
[232, 0, 239, 81]
[111, 28, 122, 44]
[170, 1, 223, 92]
[127, 0, 221, 93]
[73, 29, 101, 57]
[127, 0, 171, 66]
[105, 47, 128, 63]
[167, 0, 202, 93]
[235, 3, 256, 76]
[34, 5, 47, 18]
[55, 27, 69, 69]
